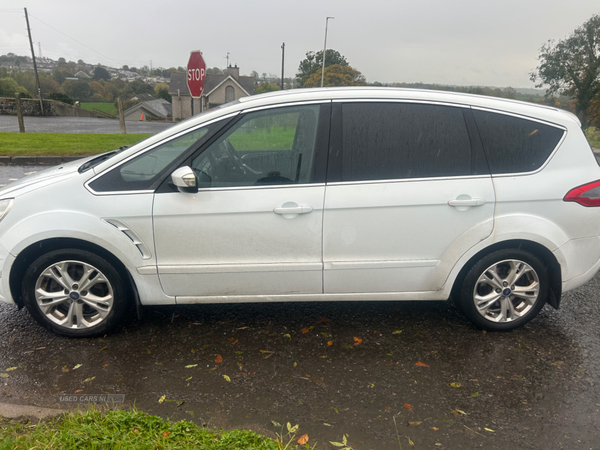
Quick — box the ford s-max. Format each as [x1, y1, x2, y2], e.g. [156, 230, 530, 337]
[0, 87, 599, 337]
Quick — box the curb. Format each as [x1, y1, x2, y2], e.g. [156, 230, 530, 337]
[0, 402, 63, 420]
[0, 156, 84, 165]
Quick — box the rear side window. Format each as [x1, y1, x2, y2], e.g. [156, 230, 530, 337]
[341, 102, 472, 182]
[472, 109, 565, 174]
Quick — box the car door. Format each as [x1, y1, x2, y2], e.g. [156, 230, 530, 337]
[322, 101, 495, 294]
[153, 102, 330, 299]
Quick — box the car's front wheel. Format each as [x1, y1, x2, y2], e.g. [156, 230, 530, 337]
[22, 249, 129, 337]
[457, 249, 548, 331]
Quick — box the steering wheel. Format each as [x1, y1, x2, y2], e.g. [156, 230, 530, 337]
[222, 139, 247, 175]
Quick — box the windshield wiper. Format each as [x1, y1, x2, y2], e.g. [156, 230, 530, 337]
[78, 146, 130, 173]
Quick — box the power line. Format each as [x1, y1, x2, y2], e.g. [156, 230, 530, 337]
[28, 13, 121, 66]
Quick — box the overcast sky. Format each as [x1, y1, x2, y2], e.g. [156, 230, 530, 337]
[1, 0, 598, 88]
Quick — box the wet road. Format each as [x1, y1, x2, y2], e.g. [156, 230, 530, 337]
[0, 166, 599, 449]
[0, 115, 173, 134]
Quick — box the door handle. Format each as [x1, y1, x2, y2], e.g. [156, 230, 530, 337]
[273, 205, 313, 215]
[448, 197, 485, 207]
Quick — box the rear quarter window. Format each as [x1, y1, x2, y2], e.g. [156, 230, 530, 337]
[472, 109, 565, 174]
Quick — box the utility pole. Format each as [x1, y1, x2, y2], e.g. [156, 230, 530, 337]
[225, 52, 230, 68]
[281, 43, 285, 90]
[24, 8, 44, 115]
[321, 16, 334, 88]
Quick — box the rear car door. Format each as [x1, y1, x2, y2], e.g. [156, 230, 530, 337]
[323, 101, 495, 294]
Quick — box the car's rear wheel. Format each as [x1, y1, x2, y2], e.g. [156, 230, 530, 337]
[22, 249, 129, 337]
[457, 249, 548, 331]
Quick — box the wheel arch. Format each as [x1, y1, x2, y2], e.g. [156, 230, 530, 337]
[10, 237, 139, 310]
[450, 239, 562, 310]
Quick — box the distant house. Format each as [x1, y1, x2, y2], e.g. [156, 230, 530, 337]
[169, 65, 255, 120]
[131, 93, 155, 102]
[123, 99, 172, 121]
[74, 70, 90, 79]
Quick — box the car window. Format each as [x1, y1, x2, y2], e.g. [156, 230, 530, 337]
[340, 102, 472, 182]
[191, 104, 320, 188]
[89, 124, 219, 192]
[472, 109, 565, 174]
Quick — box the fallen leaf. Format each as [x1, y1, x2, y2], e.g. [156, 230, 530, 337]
[5, 367, 17, 372]
[83, 377, 95, 383]
[185, 376, 193, 381]
[61, 366, 69, 373]
[301, 328, 309, 334]
[321, 332, 329, 338]
[312, 377, 325, 386]
[353, 337, 363, 346]
[408, 437, 415, 446]
[298, 434, 309, 445]
[484, 427, 495, 432]
[207, 367, 217, 371]
[384, 406, 392, 413]
[229, 338, 238, 345]
[415, 361, 429, 367]
[176, 400, 185, 407]
[191, 349, 195, 353]
[158, 395, 166, 404]
[0, 373, 8, 378]
[331, 407, 339, 414]
[162, 431, 171, 438]
[392, 330, 403, 334]
[408, 421, 422, 426]
[317, 317, 330, 324]
[454, 408, 467, 415]
[403, 403, 413, 412]
[72, 364, 82, 370]
[471, 392, 479, 397]
[284, 334, 291, 339]
[432, 427, 439, 431]
[449, 382, 462, 388]
[259, 350, 275, 353]
[185, 364, 198, 368]
[215, 355, 223, 364]
[293, 362, 297, 367]
[100, 347, 108, 351]
[237, 362, 243, 370]
[223, 375, 231, 382]
[551, 361, 564, 367]
[147, 349, 151, 354]
[327, 341, 333, 346]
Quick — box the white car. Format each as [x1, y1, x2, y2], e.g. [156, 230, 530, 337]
[1, 87, 599, 337]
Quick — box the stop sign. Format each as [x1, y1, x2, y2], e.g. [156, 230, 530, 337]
[186, 51, 206, 98]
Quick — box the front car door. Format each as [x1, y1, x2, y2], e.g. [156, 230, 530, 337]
[323, 101, 495, 295]
[153, 103, 330, 300]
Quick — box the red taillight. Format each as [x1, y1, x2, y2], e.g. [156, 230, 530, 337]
[564, 180, 600, 207]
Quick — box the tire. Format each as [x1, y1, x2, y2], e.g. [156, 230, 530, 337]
[21, 248, 129, 337]
[457, 249, 548, 331]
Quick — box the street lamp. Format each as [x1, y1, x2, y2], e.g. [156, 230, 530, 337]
[321, 16, 334, 88]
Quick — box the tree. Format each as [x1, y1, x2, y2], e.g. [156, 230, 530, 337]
[255, 82, 281, 94]
[303, 64, 366, 87]
[62, 80, 91, 101]
[0, 77, 29, 97]
[296, 49, 349, 87]
[154, 82, 171, 102]
[531, 14, 600, 128]
[93, 66, 111, 81]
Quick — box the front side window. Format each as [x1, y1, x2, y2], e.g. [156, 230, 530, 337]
[89, 122, 221, 192]
[340, 102, 472, 182]
[191, 104, 321, 188]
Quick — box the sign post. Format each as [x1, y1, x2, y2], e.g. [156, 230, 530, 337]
[187, 51, 206, 113]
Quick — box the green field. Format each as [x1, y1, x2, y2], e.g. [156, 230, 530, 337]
[229, 125, 296, 151]
[81, 102, 117, 116]
[0, 133, 151, 156]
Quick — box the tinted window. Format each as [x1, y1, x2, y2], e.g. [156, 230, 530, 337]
[89, 122, 220, 192]
[191, 104, 320, 188]
[341, 103, 472, 181]
[472, 109, 565, 174]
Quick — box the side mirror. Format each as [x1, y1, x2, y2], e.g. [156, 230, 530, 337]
[171, 166, 198, 193]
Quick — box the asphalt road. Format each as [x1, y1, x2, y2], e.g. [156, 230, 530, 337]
[0, 115, 173, 134]
[0, 165, 599, 449]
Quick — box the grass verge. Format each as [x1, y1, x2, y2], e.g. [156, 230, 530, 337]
[0, 407, 284, 450]
[586, 127, 600, 148]
[0, 133, 152, 157]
